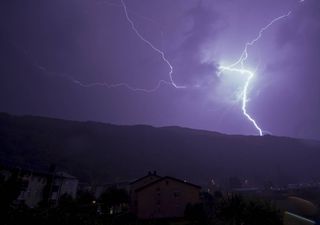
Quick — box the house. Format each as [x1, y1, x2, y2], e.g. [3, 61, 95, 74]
[0, 162, 78, 208]
[11, 170, 48, 208]
[130, 172, 201, 219]
[130, 171, 161, 214]
[130, 171, 161, 192]
[49, 171, 79, 204]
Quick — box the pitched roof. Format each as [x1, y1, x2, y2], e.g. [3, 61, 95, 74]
[55, 171, 77, 179]
[0, 161, 77, 180]
[130, 173, 161, 184]
[135, 176, 201, 192]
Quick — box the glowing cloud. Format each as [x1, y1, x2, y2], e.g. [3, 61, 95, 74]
[218, 11, 292, 136]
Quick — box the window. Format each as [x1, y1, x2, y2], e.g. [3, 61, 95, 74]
[173, 191, 180, 198]
[20, 180, 29, 191]
[155, 186, 161, 197]
[52, 185, 59, 192]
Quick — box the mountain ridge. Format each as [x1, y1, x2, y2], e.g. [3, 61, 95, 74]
[0, 112, 319, 186]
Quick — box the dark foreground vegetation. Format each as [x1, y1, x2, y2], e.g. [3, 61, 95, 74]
[1, 176, 283, 225]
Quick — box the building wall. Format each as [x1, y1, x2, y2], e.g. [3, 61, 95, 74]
[17, 174, 47, 208]
[136, 178, 200, 219]
[51, 176, 78, 203]
[1, 168, 78, 207]
[130, 174, 160, 213]
[60, 178, 78, 198]
[1, 169, 47, 208]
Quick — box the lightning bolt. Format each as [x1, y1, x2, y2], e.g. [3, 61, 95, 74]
[18, 0, 305, 136]
[21, 0, 185, 93]
[25, 60, 171, 94]
[73, 0, 186, 91]
[11, 43, 165, 93]
[219, 11, 292, 136]
[98, 0, 161, 27]
[30, 58, 172, 93]
[71, 79, 172, 93]
[120, 0, 185, 90]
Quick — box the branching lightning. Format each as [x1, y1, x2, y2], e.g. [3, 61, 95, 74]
[22, 0, 306, 136]
[67, 0, 185, 92]
[120, 0, 185, 90]
[219, 11, 292, 136]
[98, 0, 162, 27]
[23, 0, 186, 93]
[15, 44, 165, 93]
[27, 54, 173, 93]
[71, 79, 172, 93]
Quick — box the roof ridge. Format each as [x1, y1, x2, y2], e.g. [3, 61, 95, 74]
[135, 176, 201, 192]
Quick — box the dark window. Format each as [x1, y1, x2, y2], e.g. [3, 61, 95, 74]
[20, 181, 29, 191]
[52, 185, 59, 192]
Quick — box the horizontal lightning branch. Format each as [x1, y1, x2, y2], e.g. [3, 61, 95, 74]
[30, 0, 185, 93]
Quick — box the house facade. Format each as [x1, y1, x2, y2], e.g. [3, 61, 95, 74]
[49, 171, 79, 204]
[16, 172, 48, 208]
[131, 173, 201, 219]
[0, 164, 78, 208]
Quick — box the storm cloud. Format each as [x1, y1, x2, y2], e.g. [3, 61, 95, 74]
[0, 0, 319, 140]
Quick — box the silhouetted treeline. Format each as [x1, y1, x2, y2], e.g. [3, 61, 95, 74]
[1, 177, 283, 225]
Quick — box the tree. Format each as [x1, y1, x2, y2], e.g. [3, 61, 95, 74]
[215, 194, 246, 225]
[76, 190, 95, 206]
[215, 194, 283, 225]
[99, 187, 129, 215]
[243, 199, 282, 225]
[0, 171, 22, 211]
[185, 203, 207, 223]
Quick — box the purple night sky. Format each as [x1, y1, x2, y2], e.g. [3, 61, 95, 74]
[0, 0, 319, 140]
